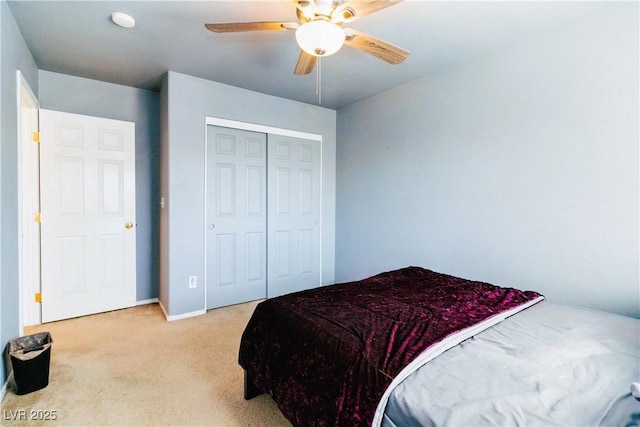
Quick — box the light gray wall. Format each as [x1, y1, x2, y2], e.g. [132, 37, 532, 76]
[38, 70, 160, 302]
[1, 0, 39, 382]
[336, 2, 639, 318]
[160, 71, 336, 317]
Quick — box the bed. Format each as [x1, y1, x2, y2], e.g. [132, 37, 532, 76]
[238, 266, 640, 426]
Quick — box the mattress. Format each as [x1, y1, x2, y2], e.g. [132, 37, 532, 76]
[381, 301, 640, 426]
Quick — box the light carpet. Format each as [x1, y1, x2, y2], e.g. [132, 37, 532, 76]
[1, 301, 290, 426]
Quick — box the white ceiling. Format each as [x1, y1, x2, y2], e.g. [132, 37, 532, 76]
[7, 0, 609, 109]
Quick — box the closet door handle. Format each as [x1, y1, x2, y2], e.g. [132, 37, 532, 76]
[209, 224, 216, 230]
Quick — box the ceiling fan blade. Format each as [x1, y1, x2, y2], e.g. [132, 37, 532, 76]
[205, 22, 296, 33]
[294, 50, 317, 75]
[343, 28, 409, 64]
[333, 0, 403, 23]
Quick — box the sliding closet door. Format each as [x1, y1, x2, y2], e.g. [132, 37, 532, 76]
[206, 126, 267, 309]
[267, 135, 322, 297]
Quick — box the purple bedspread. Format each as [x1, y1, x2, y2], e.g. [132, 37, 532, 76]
[238, 267, 542, 426]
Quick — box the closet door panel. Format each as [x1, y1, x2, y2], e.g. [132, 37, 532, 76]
[267, 135, 321, 297]
[206, 126, 267, 309]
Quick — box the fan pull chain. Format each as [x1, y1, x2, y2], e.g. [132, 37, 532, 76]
[316, 56, 322, 105]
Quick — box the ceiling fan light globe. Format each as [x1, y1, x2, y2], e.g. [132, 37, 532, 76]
[295, 20, 345, 57]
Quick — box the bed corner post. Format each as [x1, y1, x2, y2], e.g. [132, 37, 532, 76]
[244, 370, 263, 400]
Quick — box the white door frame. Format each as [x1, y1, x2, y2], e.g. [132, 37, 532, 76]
[203, 116, 323, 311]
[17, 70, 41, 329]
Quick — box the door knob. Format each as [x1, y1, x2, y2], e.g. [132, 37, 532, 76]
[125, 222, 134, 229]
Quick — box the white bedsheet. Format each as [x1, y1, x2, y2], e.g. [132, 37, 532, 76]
[381, 301, 640, 426]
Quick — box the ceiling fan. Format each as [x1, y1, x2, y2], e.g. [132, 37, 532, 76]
[205, 0, 410, 75]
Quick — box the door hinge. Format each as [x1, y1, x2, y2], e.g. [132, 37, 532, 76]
[33, 131, 40, 143]
[35, 292, 42, 303]
[34, 212, 41, 223]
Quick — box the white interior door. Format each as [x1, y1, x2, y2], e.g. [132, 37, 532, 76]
[267, 135, 322, 297]
[40, 109, 136, 322]
[206, 125, 267, 309]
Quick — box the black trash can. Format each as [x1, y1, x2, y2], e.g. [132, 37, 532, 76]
[7, 332, 53, 395]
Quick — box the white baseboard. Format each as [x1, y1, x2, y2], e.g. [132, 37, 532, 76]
[158, 301, 206, 321]
[135, 298, 159, 306]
